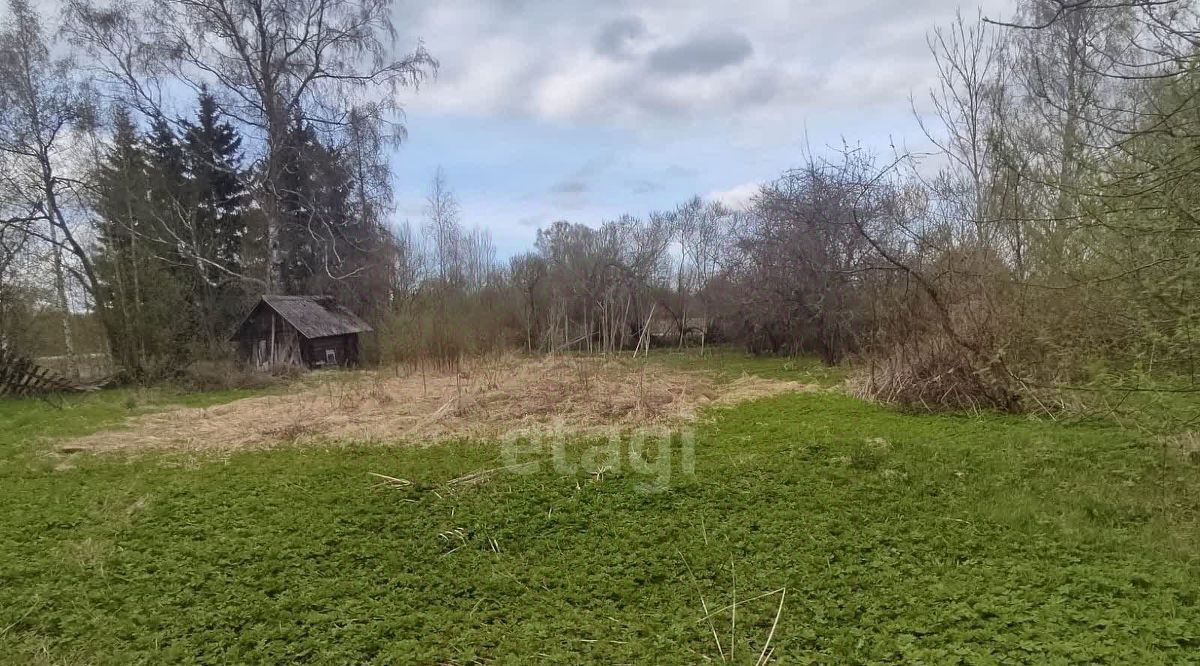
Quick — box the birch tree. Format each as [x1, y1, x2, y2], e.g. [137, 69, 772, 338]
[0, 0, 93, 376]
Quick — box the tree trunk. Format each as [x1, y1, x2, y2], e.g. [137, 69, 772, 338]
[48, 223, 77, 378]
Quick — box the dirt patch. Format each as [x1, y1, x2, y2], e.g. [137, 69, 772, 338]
[60, 356, 807, 453]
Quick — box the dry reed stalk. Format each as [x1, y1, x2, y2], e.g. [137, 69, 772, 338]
[367, 472, 412, 487]
[756, 588, 786, 666]
[62, 355, 805, 452]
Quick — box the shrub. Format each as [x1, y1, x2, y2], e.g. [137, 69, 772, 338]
[851, 335, 1021, 413]
[179, 360, 283, 392]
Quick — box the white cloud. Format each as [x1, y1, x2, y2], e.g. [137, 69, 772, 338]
[707, 181, 761, 210]
[386, 0, 1018, 241]
[397, 0, 1014, 142]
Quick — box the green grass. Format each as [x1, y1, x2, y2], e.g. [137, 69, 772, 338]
[1, 355, 1198, 664]
[651, 347, 849, 384]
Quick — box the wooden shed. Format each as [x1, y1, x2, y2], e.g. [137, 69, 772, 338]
[230, 295, 372, 370]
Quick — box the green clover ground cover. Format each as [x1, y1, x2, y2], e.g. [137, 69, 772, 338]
[1, 356, 1198, 664]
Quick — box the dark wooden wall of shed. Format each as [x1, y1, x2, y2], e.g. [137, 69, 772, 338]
[235, 306, 304, 368]
[301, 334, 360, 367]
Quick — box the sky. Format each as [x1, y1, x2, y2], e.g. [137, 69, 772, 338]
[386, 0, 1012, 256]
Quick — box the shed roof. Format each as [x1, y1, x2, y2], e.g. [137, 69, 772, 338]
[234, 295, 373, 340]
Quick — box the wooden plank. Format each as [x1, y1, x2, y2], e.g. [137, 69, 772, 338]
[0, 353, 84, 399]
[0, 353, 27, 396]
[23, 368, 39, 394]
[0, 356, 13, 394]
[0, 360, 12, 395]
[16, 363, 31, 395]
[16, 361, 33, 395]
[34, 368, 51, 392]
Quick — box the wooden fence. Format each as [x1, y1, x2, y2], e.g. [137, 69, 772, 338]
[0, 350, 90, 398]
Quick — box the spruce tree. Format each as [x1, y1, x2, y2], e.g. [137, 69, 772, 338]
[92, 108, 188, 378]
[182, 90, 247, 274]
[277, 115, 354, 296]
[181, 90, 250, 342]
[92, 108, 147, 372]
[145, 116, 186, 192]
[142, 114, 191, 280]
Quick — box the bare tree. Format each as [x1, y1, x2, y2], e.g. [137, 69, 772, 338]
[424, 167, 463, 286]
[462, 225, 497, 290]
[509, 252, 546, 352]
[531, 215, 672, 354]
[715, 147, 902, 363]
[662, 197, 737, 349]
[388, 219, 423, 303]
[919, 12, 1014, 245]
[0, 0, 94, 376]
[0, 215, 31, 351]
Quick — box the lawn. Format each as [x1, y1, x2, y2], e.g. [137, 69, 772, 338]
[1, 354, 1198, 664]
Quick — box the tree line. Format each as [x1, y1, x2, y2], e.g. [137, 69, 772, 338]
[1, 0, 1198, 416]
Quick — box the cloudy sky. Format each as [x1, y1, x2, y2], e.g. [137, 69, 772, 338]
[388, 0, 1010, 255]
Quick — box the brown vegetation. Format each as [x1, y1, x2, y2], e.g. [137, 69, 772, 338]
[61, 356, 809, 452]
[850, 338, 1020, 413]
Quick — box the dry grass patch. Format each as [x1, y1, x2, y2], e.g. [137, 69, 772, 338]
[1162, 431, 1200, 464]
[60, 355, 806, 452]
[849, 337, 1020, 412]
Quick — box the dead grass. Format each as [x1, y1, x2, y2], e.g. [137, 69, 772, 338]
[1162, 431, 1200, 464]
[849, 337, 1020, 413]
[59, 355, 807, 453]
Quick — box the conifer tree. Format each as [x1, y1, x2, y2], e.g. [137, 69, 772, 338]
[277, 116, 354, 296]
[92, 108, 188, 377]
[180, 90, 250, 344]
[182, 90, 246, 274]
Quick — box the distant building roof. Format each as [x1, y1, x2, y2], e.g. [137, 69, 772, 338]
[233, 295, 373, 340]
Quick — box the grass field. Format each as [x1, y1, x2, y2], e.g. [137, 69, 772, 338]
[1, 354, 1198, 664]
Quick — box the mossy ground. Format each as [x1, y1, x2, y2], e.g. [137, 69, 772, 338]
[1, 353, 1197, 664]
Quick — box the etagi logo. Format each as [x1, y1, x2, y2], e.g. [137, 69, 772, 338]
[498, 426, 696, 492]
